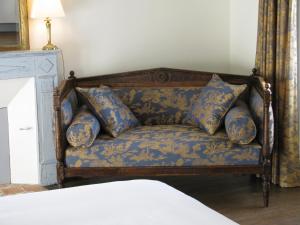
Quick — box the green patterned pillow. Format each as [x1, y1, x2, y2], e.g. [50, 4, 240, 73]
[185, 74, 247, 135]
[76, 86, 140, 137]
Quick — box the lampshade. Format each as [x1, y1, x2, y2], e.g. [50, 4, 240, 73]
[31, 0, 65, 19]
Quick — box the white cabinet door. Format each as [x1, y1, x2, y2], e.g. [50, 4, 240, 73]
[8, 78, 39, 184]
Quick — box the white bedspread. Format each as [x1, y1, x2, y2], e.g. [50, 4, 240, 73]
[0, 180, 238, 225]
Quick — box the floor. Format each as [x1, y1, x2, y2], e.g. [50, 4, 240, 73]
[1, 175, 300, 225]
[0, 184, 46, 196]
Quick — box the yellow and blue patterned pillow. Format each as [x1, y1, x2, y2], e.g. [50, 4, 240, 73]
[66, 106, 100, 147]
[76, 86, 140, 137]
[225, 101, 257, 144]
[185, 74, 247, 135]
[113, 87, 202, 125]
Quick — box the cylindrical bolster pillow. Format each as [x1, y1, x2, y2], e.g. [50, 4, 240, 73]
[66, 107, 100, 147]
[225, 102, 256, 145]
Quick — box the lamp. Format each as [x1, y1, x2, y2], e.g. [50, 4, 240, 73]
[31, 0, 65, 50]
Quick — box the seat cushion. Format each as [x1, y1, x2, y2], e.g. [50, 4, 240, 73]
[184, 74, 247, 135]
[65, 125, 262, 168]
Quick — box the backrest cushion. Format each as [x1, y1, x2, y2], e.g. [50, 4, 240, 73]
[184, 74, 247, 135]
[61, 90, 79, 130]
[113, 87, 202, 125]
[76, 86, 140, 137]
[225, 101, 257, 144]
[66, 106, 100, 148]
[249, 88, 274, 150]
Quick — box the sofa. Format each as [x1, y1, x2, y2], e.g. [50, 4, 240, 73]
[54, 68, 273, 207]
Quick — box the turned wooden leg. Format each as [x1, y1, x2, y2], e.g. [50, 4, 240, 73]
[57, 162, 65, 189]
[58, 182, 64, 189]
[262, 173, 270, 207]
[262, 159, 271, 207]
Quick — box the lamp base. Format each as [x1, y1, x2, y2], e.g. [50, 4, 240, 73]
[42, 43, 59, 50]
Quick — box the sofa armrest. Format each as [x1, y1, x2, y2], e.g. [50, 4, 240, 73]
[251, 69, 273, 163]
[54, 76, 76, 185]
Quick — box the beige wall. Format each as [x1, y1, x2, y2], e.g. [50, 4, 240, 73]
[29, 0, 258, 77]
[229, 0, 259, 75]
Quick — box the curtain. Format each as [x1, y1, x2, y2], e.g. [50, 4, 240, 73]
[256, 0, 300, 187]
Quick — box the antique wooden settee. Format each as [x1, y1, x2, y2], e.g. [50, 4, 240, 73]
[54, 68, 273, 207]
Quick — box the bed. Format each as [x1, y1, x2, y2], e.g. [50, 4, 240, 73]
[0, 180, 238, 225]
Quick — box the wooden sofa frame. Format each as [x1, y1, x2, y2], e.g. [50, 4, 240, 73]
[54, 68, 272, 207]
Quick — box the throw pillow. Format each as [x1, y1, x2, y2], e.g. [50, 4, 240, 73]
[76, 86, 140, 137]
[184, 74, 247, 135]
[66, 106, 100, 147]
[225, 101, 257, 144]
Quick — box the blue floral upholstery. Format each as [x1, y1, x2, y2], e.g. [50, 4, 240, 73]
[113, 87, 202, 125]
[66, 106, 100, 148]
[184, 74, 247, 135]
[76, 86, 140, 137]
[61, 90, 79, 130]
[249, 88, 274, 150]
[65, 125, 262, 167]
[225, 101, 257, 145]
